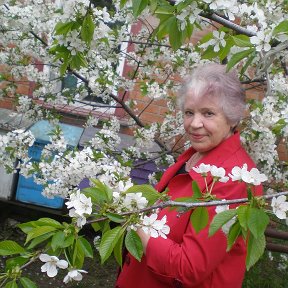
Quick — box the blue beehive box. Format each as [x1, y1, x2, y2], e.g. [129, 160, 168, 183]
[15, 120, 84, 209]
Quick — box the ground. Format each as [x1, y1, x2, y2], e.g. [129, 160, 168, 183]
[1, 214, 288, 288]
[0, 217, 118, 288]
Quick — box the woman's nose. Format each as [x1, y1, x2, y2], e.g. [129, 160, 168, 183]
[190, 114, 203, 128]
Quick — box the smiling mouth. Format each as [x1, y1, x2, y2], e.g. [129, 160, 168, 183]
[190, 134, 205, 140]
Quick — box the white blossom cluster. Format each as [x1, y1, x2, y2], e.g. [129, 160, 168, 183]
[203, 0, 239, 20]
[18, 142, 131, 200]
[140, 214, 170, 239]
[66, 189, 93, 227]
[42, 133, 68, 158]
[134, 123, 158, 149]
[271, 195, 288, 220]
[193, 163, 268, 185]
[160, 111, 185, 143]
[242, 89, 288, 181]
[39, 253, 87, 283]
[0, 129, 35, 172]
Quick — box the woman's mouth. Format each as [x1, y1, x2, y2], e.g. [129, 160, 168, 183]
[190, 134, 206, 141]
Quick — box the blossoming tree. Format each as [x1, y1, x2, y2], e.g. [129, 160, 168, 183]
[0, 0, 288, 287]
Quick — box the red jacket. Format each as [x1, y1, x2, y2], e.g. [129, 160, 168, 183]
[116, 132, 262, 288]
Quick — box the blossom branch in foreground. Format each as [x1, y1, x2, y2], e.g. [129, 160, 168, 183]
[87, 191, 288, 225]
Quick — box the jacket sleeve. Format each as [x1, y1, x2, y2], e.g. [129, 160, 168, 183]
[145, 180, 248, 287]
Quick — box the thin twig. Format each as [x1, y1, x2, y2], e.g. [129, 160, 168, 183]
[87, 191, 288, 224]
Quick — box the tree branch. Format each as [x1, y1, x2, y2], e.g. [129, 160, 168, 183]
[200, 13, 256, 37]
[87, 191, 288, 224]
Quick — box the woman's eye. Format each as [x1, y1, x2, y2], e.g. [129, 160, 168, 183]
[184, 111, 194, 116]
[205, 111, 214, 117]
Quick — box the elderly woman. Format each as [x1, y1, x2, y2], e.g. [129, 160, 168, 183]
[115, 63, 262, 288]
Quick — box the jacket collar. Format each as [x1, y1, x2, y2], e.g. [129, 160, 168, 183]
[156, 132, 242, 192]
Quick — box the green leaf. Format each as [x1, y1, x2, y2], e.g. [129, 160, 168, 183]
[155, 14, 176, 41]
[201, 45, 218, 60]
[89, 179, 113, 202]
[91, 222, 101, 232]
[106, 212, 125, 224]
[192, 181, 202, 200]
[62, 235, 75, 248]
[226, 48, 255, 71]
[155, 2, 175, 15]
[0, 240, 25, 256]
[182, 22, 193, 40]
[72, 239, 85, 268]
[227, 221, 241, 251]
[120, 0, 128, 8]
[219, 36, 233, 61]
[25, 226, 58, 244]
[247, 208, 270, 239]
[198, 31, 213, 45]
[70, 53, 88, 70]
[132, 0, 148, 17]
[82, 187, 108, 204]
[99, 226, 125, 264]
[209, 209, 238, 237]
[232, 35, 253, 47]
[6, 257, 29, 272]
[237, 205, 249, 232]
[273, 20, 288, 36]
[27, 231, 55, 249]
[240, 52, 256, 76]
[51, 231, 66, 251]
[114, 232, 125, 267]
[17, 222, 36, 234]
[81, 14, 95, 45]
[54, 21, 75, 36]
[190, 207, 209, 234]
[34, 218, 63, 229]
[19, 277, 37, 288]
[125, 184, 160, 205]
[91, 220, 110, 234]
[78, 237, 93, 258]
[169, 17, 182, 50]
[125, 230, 143, 262]
[5, 280, 18, 288]
[246, 233, 266, 270]
[59, 59, 69, 76]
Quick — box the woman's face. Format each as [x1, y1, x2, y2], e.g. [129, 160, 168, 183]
[183, 94, 232, 155]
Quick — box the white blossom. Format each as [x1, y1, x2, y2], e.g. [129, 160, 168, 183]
[271, 195, 288, 220]
[123, 193, 148, 210]
[200, 30, 226, 52]
[192, 163, 211, 175]
[63, 269, 88, 284]
[210, 165, 229, 183]
[241, 168, 268, 186]
[250, 30, 272, 52]
[228, 164, 248, 181]
[141, 214, 170, 239]
[39, 254, 68, 277]
[229, 164, 267, 185]
[66, 190, 92, 217]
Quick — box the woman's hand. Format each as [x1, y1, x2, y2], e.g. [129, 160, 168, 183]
[136, 229, 151, 254]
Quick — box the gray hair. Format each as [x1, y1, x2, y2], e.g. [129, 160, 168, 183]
[178, 63, 246, 126]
